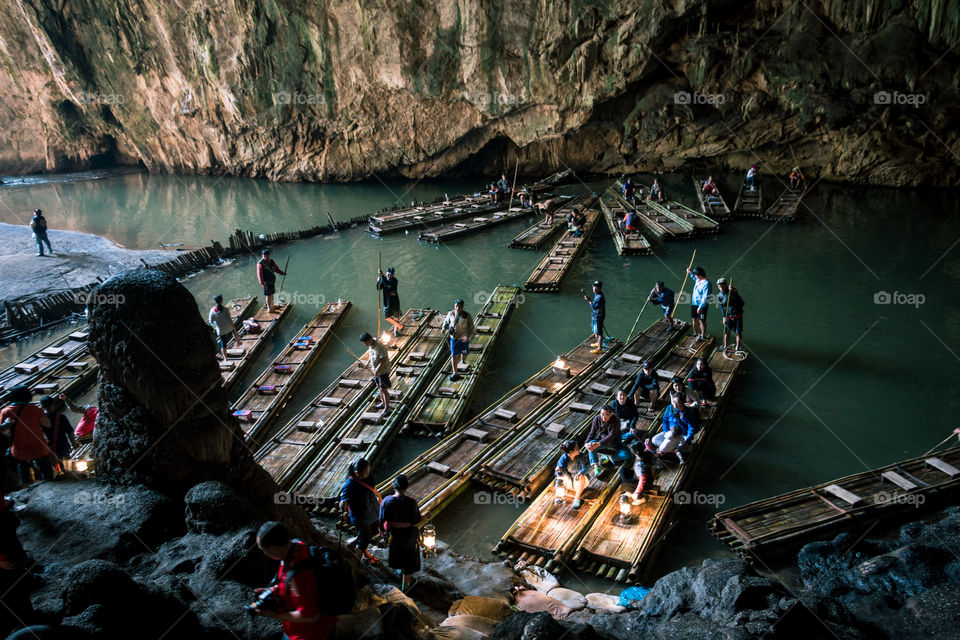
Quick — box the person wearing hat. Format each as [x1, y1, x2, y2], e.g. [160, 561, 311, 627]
[584, 280, 605, 354]
[629, 360, 660, 410]
[208, 294, 243, 361]
[790, 166, 804, 190]
[685, 266, 711, 341]
[256, 249, 286, 313]
[360, 332, 392, 415]
[716, 277, 745, 353]
[442, 299, 474, 381]
[377, 267, 403, 336]
[745, 164, 758, 190]
[39, 395, 75, 474]
[29, 209, 52, 257]
[685, 356, 716, 407]
[379, 473, 422, 591]
[648, 281, 678, 329]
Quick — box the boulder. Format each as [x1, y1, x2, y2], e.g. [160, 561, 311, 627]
[584, 592, 624, 613]
[184, 481, 260, 535]
[546, 587, 586, 611]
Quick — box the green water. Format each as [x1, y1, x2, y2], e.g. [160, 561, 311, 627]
[2, 171, 959, 594]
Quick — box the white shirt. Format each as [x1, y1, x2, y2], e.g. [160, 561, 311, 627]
[367, 341, 390, 375]
[208, 306, 234, 336]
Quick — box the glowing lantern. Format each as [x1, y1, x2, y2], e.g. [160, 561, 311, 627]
[619, 493, 633, 522]
[554, 477, 567, 504]
[421, 524, 437, 556]
[380, 332, 393, 345]
[554, 356, 565, 368]
[75, 460, 89, 472]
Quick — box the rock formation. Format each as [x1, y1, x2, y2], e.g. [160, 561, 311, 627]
[0, 1, 956, 186]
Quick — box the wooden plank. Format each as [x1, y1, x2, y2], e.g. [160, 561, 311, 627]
[823, 484, 862, 505]
[925, 457, 960, 477]
[881, 471, 918, 491]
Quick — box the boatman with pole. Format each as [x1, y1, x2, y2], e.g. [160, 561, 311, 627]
[685, 266, 711, 341]
[377, 267, 404, 336]
[649, 281, 678, 330]
[360, 332, 392, 416]
[716, 277, 745, 353]
[256, 248, 286, 313]
[584, 280, 606, 354]
[442, 298, 474, 382]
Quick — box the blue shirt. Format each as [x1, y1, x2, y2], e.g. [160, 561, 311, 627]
[690, 276, 712, 308]
[340, 476, 379, 525]
[650, 287, 675, 308]
[556, 452, 589, 478]
[662, 405, 698, 441]
[590, 292, 605, 320]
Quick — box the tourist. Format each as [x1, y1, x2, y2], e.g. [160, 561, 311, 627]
[38, 396, 76, 473]
[645, 426, 685, 461]
[379, 474, 421, 591]
[29, 209, 53, 257]
[790, 166, 804, 190]
[686, 266, 711, 341]
[583, 405, 631, 477]
[686, 357, 716, 407]
[536, 198, 556, 225]
[702, 176, 718, 195]
[612, 389, 639, 434]
[716, 277, 745, 353]
[745, 164, 758, 190]
[555, 440, 590, 509]
[497, 173, 510, 193]
[208, 294, 242, 361]
[583, 280, 605, 354]
[519, 186, 533, 208]
[629, 360, 660, 410]
[339, 458, 381, 565]
[619, 209, 642, 235]
[377, 267, 403, 336]
[567, 207, 586, 237]
[360, 333, 391, 416]
[60, 394, 96, 443]
[622, 178, 637, 203]
[0, 386, 54, 487]
[488, 183, 502, 204]
[442, 299, 474, 382]
[647, 179, 664, 203]
[256, 249, 286, 313]
[669, 378, 700, 407]
[648, 281, 677, 328]
[659, 393, 698, 454]
[628, 442, 656, 500]
[253, 521, 337, 640]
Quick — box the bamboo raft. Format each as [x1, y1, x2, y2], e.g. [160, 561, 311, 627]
[375, 335, 620, 521]
[646, 198, 719, 235]
[0, 328, 90, 395]
[508, 195, 585, 250]
[709, 445, 960, 560]
[599, 191, 653, 256]
[474, 319, 687, 496]
[734, 182, 763, 216]
[254, 308, 435, 488]
[763, 186, 805, 222]
[692, 177, 732, 220]
[369, 198, 507, 236]
[290, 312, 450, 504]
[402, 285, 522, 436]
[525, 201, 600, 293]
[231, 300, 351, 446]
[493, 335, 716, 573]
[610, 182, 691, 239]
[418, 207, 536, 244]
[220, 303, 293, 394]
[573, 346, 742, 582]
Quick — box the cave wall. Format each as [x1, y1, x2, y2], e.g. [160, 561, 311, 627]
[0, 0, 957, 185]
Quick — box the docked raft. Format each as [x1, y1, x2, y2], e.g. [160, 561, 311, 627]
[474, 319, 686, 496]
[418, 206, 537, 244]
[231, 300, 351, 445]
[370, 199, 509, 236]
[693, 177, 732, 220]
[646, 198, 718, 235]
[403, 285, 521, 436]
[610, 182, 691, 239]
[525, 200, 600, 293]
[573, 345, 741, 582]
[734, 182, 763, 216]
[0, 328, 90, 395]
[709, 445, 960, 560]
[763, 186, 805, 222]
[254, 308, 434, 488]
[378, 335, 620, 520]
[599, 191, 653, 256]
[508, 196, 583, 250]
[221, 302, 292, 394]
[291, 311, 448, 506]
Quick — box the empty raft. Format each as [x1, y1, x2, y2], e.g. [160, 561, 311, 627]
[693, 177, 732, 220]
[525, 200, 600, 293]
[709, 445, 960, 560]
[509, 195, 584, 250]
[231, 300, 351, 445]
[0, 328, 90, 395]
[419, 206, 538, 243]
[254, 308, 434, 488]
[371, 199, 509, 236]
[378, 335, 620, 520]
[734, 181, 763, 216]
[403, 285, 522, 436]
[221, 302, 293, 394]
[474, 319, 687, 496]
[763, 186, 805, 222]
[645, 198, 718, 235]
[610, 183, 691, 239]
[573, 346, 742, 582]
[291, 312, 449, 506]
[599, 191, 653, 256]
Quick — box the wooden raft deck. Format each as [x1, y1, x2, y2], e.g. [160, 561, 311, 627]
[474, 320, 686, 496]
[369, 199, 508, 235]
[377, 335, 619, 520]
[599, 191, 653, 256]
[418, 207, 536, 243]
[610, 182, 690, 239]
[291, 311, 448, 504]
[255, 308, 433, 488]
[763, 186, 805, 222]
[0, 328, 90, 394]
[402, 285, 522, 436]
[508, 196, 582, 250]
[646, 198, 718, 235]
[574, 347, 741, 582]
[709, 445, 960, 560]
[231, 300, 351, 446]
[525, 202, 600, 293]
[734, 182, 763, 216]
[221, 303, 293, 394]
[693, 178, 732, 220]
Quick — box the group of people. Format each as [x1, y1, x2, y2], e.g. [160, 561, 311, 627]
[620, 177, 665, 204]
[488, 173, 512, 204]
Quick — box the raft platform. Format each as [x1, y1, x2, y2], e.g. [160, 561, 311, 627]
[254, 308, 434, 488]
[734, 182, 763, 216]
[508, 196, 584, 250]
[693, 177, 732, 220]
[231, 300, 351, 446]
[709, 445, 960, 560]
[525, 200, 600, 293]
[611, 182, 692, 239]
[599, 191, 653, 255]
[402, 285, 522, 436]
[646, 198, 719, 235]
[370, 199, 509, 236]
[418, 207, 538, 243]
[0, 327, 91, 395]
[221, 302, 292, 394]
[763, 186, 805, 222]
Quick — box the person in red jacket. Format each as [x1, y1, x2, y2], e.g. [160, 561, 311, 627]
[60, 394, 97, 443]
[254, 521, 336, 640]
[257, 249, 287, 313]
[1, 386, 53, 486]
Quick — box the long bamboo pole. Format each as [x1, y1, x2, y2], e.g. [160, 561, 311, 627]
[277, 256, 291, 299]
[508, 157, 520, 210]
[377, 252, 382, 338]
[669, 250, 697, 322]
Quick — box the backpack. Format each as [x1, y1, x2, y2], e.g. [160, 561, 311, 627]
[286, 545, 356, 616]
[30, 216, 46, 233]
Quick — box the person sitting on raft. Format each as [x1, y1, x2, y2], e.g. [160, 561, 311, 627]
[790, 166, 804, 190]
[622, 178, 637, 203]
[555, 440, 590, 509]
[497, 173, 510, 194]
[628, 442, 656, 501]
[629, 360, 660, 410]
[648, 281, 678, 329]
[702, 176, 719, 195]
[686, 357, 716, 407]
[645, 426, 685, 461]
[519, 187, 533, 208]
[567, 207, 586, 237]
[488, 183, 502, 204]
[661, 391, 699, 442]
[619, 209, 642, 235]
[647, 179, 665, 203]
[612, 389, 639, 434]
[583, 405, 631, 477]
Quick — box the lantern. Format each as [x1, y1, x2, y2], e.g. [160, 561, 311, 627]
[421, 524, 437, 557]
[554, 477, 567, 504]
[380, 332, 393, 345]
[554, 356, 565, 368]
[618, 493, 633, 523]
[75, 460, 89, 472]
